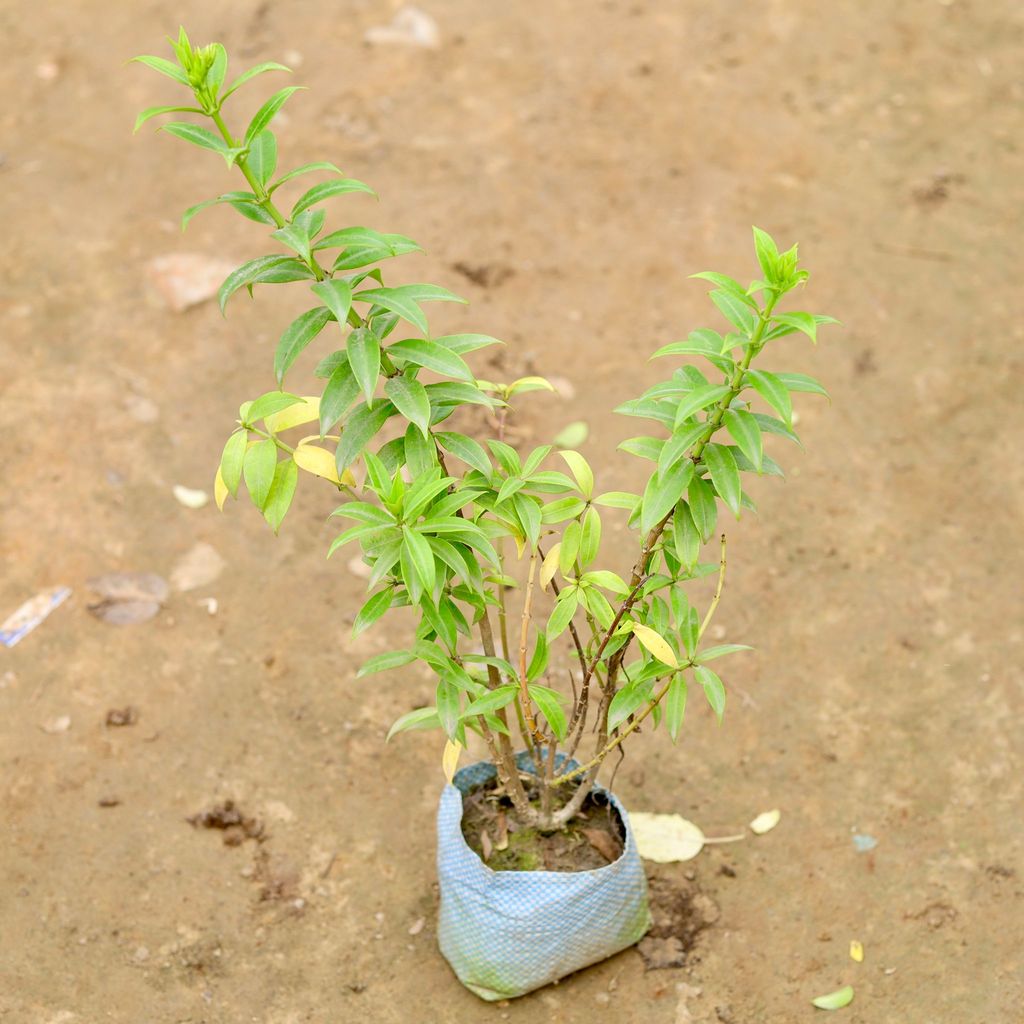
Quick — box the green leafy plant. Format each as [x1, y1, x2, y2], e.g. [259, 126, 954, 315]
[134, 31, 838, 832]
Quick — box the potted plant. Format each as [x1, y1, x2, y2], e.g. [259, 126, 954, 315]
[133, 31, 836, 1001]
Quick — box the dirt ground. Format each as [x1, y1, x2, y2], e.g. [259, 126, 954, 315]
[2, 1, 1023, 1021]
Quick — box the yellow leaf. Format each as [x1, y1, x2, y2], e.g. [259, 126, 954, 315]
[632, 623, 678, 667]
[293, 442, 340, 484]
[749, 808, 781, 835]
[264, 396, 320, 434]
[442, 739, 462, 783]
[214, 467, 228, 511]
[850, 940, 864, 963]
[540, 543, 561, 591]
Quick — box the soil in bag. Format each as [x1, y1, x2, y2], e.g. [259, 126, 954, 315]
[460, 776, 625, 872]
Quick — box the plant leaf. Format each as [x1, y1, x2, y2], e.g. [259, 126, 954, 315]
[263, 458, 298, 533]
[665, 675, 687, 741]
[811, 986, 854, 1011]
[291, 178, 376, 217]
[244, 86, 305, 143]
[274, 306, 333, 384]
[632, 623, 678, 668]
[527, 684, 568, 740]
[703, 443, 742, 517]
[242, 438, 277, 510]
[222, 61, 292, 101]
[347, 327, 381, 407]
[385, 376, 432, 437]
[695, 665, 726, 723]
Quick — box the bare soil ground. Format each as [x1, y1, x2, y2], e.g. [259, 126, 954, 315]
[2, 1, 1023, 1021]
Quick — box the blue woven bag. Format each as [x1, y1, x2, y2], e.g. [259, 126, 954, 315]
[436, 753, 651, 1000]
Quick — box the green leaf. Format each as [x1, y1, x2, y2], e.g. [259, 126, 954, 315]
[746, 368, 792, 425]
[723, 408, 763, 472]
[665, 675, 688, 742]
[181, 191, 264, 230]
[526, 633, 549, 682]
[691, 272, 757, 307]
[274, 306, 333, 385]
[425, 381, 498, 410]
[291, 178, 376, 217]
[335, 400, 393, 471]
[130, 54, 190, 85]
[619, 436, 665, 462]
[358, 649, 417, 677]
[608, 680, 651, 732]
[134, 104, 202, 132]
[547, 590, 579, 639]
[583, 570, 630, 596]
[594, 491, 640, 511]
[512, 493, 542, 546]
[222, 61, 292, 101]
[319, 362, 359, 433]
[386, 705, 440, 740]
[309, 279, 353, 328]
[435, 678, 461, 739]
[271, 221, 314, 264]
[245, 86, 305, 143]
[672, 501, 701, 568]
[435, 432, 491, 475]
[263, 458, 298, 533]
[245, 391, 303, 423]
[242, 438, 277, 510]
[386, 339, 473, 381]
[247, 130, 278, 186]
[346, 327, 381, 407]
[159, 122, 228, 157]
[687, 474, 717, 542]
[811, 987, 854, 1011]
[695, 665, 726, 723]
[703, 443, 742, 517]
[752, 226, 780, 282]
[352, 589, 393, 638]
[527, 684, 568, 741]
[219, 430, 247, 498]
[641, 459, 695, 534]
[697, 644, 753, 662]
[674, 384, 731, 428]
[710, 289, 758, 334]
[315, 225, 420, 255]
[402, 527, 436, 594]
[268, 161, 344, 194]
[773, 371, 829, 399]
[558, 450, 594, 499]
[579, 506, 601, 566]
[433, 333, 504, 355]
[773, 311, 818, 343]
[462, 686, 519, 718]
[559, 521, 581, 575]
[385, 376, 432, 437]
[355, 284, 467, 334]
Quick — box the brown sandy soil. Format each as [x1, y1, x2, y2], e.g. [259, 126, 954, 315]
[2, 1, 1023, 1021]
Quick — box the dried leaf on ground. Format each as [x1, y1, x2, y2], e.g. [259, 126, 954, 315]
[849, 940, 864, 962]
[630, 812, 706, 862]
[170, 542, 225, 592]
[750, 808, 781, 834]
[583, 827, 620, 863]
[87, 572, 168, 625]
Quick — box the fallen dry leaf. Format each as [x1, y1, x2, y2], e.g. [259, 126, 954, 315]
[583, 827, 620, 864]
[630, 813, 706, 862]
[479, 828, 493, 862]
[750, 808, 781, 835]
[170, 542, 225, 592]
[87, 572, 168, 625]
[850, 939, 864, 962]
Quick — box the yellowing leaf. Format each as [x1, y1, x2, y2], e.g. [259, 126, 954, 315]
[632, 622, 678, 667]
[811, 986, 854, 1010]
[629, 812, 705, 862]
[749, 808, 781, 835]
[540, 543, 561, 591]
[293, 442, 340, 484]
[214, 467, 228, 511]
[442, 738, 462, 783]
[849, 940, 864, 963]
[264, 396, 320, 433]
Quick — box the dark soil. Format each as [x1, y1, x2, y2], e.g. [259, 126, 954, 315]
[460, 778, 625, 872]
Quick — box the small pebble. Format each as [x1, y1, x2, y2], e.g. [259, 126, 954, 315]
[408, 917, 425, 936]
[40, 715, 71, 734]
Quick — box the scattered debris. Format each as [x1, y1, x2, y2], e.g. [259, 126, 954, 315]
[1, 586, 71, 647]
[850, 939, 864, 962]
[749, 809, 781, 835]
[637, 874, 719, 970]
[197, 597, 219, 615]
[811, 985, 854, 1010]
[145, 253, 237, 313]
[364, 6, 440, 48]
[40, 715, 71, 734]
[170, 542, 225, 592]
[87, 573, 168, 625]
[451, 261, 515, 288]
[187, 800, 265, 846]
[105, 706, 139, 727]
[172, 484, 209, 509]
[904, 901, 957, 930]
[408, 917, 425, 936]
[852, 833, 878, 853]
[98, 796, 122, 808]
[479, 827, 493, 861]
[554, 421, 589, 448]
[583, 827, 620, 863]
